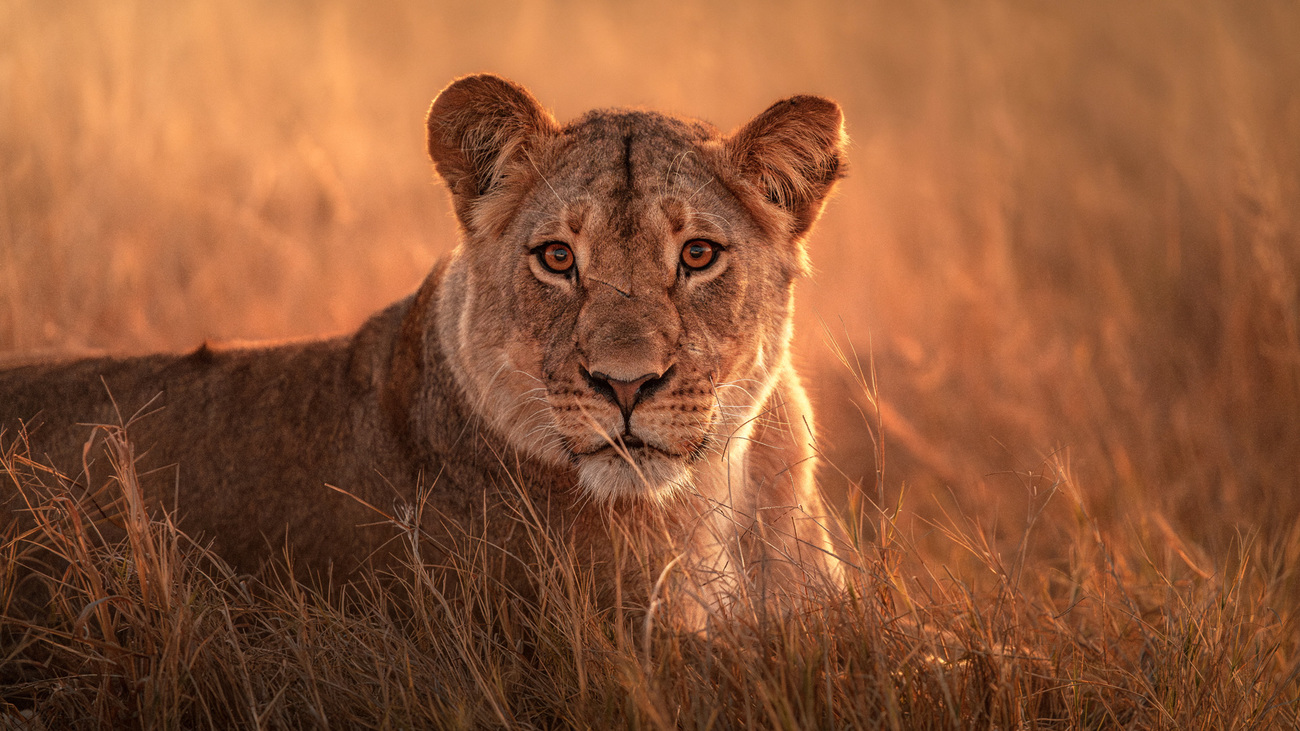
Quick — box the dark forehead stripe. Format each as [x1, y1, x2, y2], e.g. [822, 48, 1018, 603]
[622, 132, 635, 191]
[548, 110, 725, 240]
[559, 110, 720, 194]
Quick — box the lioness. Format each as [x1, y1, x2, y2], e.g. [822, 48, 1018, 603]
[1, 74, 846, 619]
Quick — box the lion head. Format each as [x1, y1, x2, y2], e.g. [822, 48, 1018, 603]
[426, 75, 845, 502]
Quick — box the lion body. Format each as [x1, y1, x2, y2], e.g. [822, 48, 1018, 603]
[1, 76, 847, 617]
[1, 283, 614, 592]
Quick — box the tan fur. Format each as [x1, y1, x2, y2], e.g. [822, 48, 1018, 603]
[1, 75, 848, 620]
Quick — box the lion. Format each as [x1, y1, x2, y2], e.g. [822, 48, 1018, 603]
[0, 74, 848, 622]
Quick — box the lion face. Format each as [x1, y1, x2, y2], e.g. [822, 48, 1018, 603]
[426, 76, 845, 501]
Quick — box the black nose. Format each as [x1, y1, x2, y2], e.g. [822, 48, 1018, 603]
[583, 367, 672, 419]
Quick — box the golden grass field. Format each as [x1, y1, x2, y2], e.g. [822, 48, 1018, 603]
[3, 0, 1299, 727]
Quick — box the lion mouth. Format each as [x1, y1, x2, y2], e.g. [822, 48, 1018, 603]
[572, 434, 660, 458]
[559, 424, 713, 500]
[569, 436, 695, 501]
[568, 428, 714, 463]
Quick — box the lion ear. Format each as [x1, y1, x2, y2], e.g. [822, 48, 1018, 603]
[426, 74, 559, 222]
[725, 95, 847, 238]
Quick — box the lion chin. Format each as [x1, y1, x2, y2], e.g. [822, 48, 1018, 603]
[575, 448, 694, 503]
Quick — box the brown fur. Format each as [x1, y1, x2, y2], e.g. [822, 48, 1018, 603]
[1, 75, 848, 620]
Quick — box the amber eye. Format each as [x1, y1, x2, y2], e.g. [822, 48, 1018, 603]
[680, 239, 722, 271]
[536, 242, 575, 274]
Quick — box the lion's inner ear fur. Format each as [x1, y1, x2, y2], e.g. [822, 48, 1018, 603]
[426, 74, 560, 230]
[726, 95, 847, 240]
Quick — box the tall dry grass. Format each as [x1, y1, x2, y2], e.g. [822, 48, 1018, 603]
[3, 0, 1299, 727]
[4, 408, 1295, 727]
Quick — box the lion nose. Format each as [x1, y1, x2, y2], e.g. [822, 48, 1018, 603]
[585, 368, 671, 419]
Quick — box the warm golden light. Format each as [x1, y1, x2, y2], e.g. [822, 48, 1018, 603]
[4, 0, 1298, 543]
[2, 2, 1298, 723]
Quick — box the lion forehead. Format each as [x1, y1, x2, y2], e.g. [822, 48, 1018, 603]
[544, 110, 722, 199]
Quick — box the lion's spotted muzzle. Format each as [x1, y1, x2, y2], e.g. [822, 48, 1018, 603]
[545, 363, 717, 500]
[570, 363, 695, 460]
[581, 364, 674, 423]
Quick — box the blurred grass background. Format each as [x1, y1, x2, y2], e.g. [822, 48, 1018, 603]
[2, 0, 1298, 621]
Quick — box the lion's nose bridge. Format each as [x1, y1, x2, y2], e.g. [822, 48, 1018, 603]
[577, 290, 680, 381]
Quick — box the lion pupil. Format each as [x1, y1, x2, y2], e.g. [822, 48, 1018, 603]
[543, 244, 572, 272]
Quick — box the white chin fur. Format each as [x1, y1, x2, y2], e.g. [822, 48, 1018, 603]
[576, 451, 692, 503]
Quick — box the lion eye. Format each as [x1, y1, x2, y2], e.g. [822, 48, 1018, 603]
[680, 239, 721, 271]
[536, 242, 575, 274]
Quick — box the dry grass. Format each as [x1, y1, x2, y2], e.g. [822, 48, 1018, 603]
[3, 400, 1294, 728]
[3, 0, 1299, 727]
